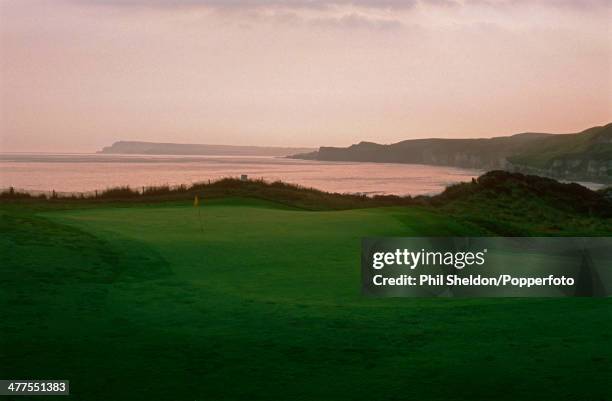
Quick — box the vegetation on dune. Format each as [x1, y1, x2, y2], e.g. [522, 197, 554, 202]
[2, 180, 612, 401]
[437, 171, 611, 215]
[2, 171, 611, 235]
[434, 171, 612, 236]
[0, 177, 418, 210]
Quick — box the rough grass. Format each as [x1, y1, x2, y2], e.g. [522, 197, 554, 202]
[1, 199, 611, 401]
[2, 172, 612, 400]
[0, 177, 417, 210]
[435, 172, 612, 235]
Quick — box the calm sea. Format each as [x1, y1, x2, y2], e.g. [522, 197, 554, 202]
[0, 153, 486, 196]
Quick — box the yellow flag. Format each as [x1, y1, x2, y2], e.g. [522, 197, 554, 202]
[194, 194, 199, 207]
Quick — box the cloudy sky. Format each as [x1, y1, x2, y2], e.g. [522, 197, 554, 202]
[1, 0, 611, 152]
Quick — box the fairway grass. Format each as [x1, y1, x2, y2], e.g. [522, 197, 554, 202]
[1, 198, 611, 401]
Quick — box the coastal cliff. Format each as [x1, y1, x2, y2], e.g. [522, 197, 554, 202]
[291, 123, 612, 184]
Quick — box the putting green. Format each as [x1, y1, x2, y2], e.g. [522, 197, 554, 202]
[1, 198, 611, 401]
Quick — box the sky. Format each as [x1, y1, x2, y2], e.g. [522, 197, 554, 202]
[1, 0, 611, 152]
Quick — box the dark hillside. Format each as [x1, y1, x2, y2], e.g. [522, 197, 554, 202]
[435, 171, 612, 235]
[507, 123, 612, 182]
[291, 123, 612, 183]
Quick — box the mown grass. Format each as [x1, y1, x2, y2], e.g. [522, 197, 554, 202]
[1, 172, 612, 400]
[3, 171, 611, 235]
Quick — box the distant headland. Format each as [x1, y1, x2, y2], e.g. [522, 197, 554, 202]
[98, 141, 315, 157]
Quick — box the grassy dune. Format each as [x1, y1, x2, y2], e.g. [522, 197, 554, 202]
[1, 195, 612, 401]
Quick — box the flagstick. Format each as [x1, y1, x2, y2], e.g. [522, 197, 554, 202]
[198, 206, 203, 232]
[194, 194, 203, 232]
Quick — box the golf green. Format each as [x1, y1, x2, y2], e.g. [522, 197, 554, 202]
[1, 198, 611, 400]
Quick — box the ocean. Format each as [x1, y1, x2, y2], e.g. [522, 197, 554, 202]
[0, 152, 507, 196]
